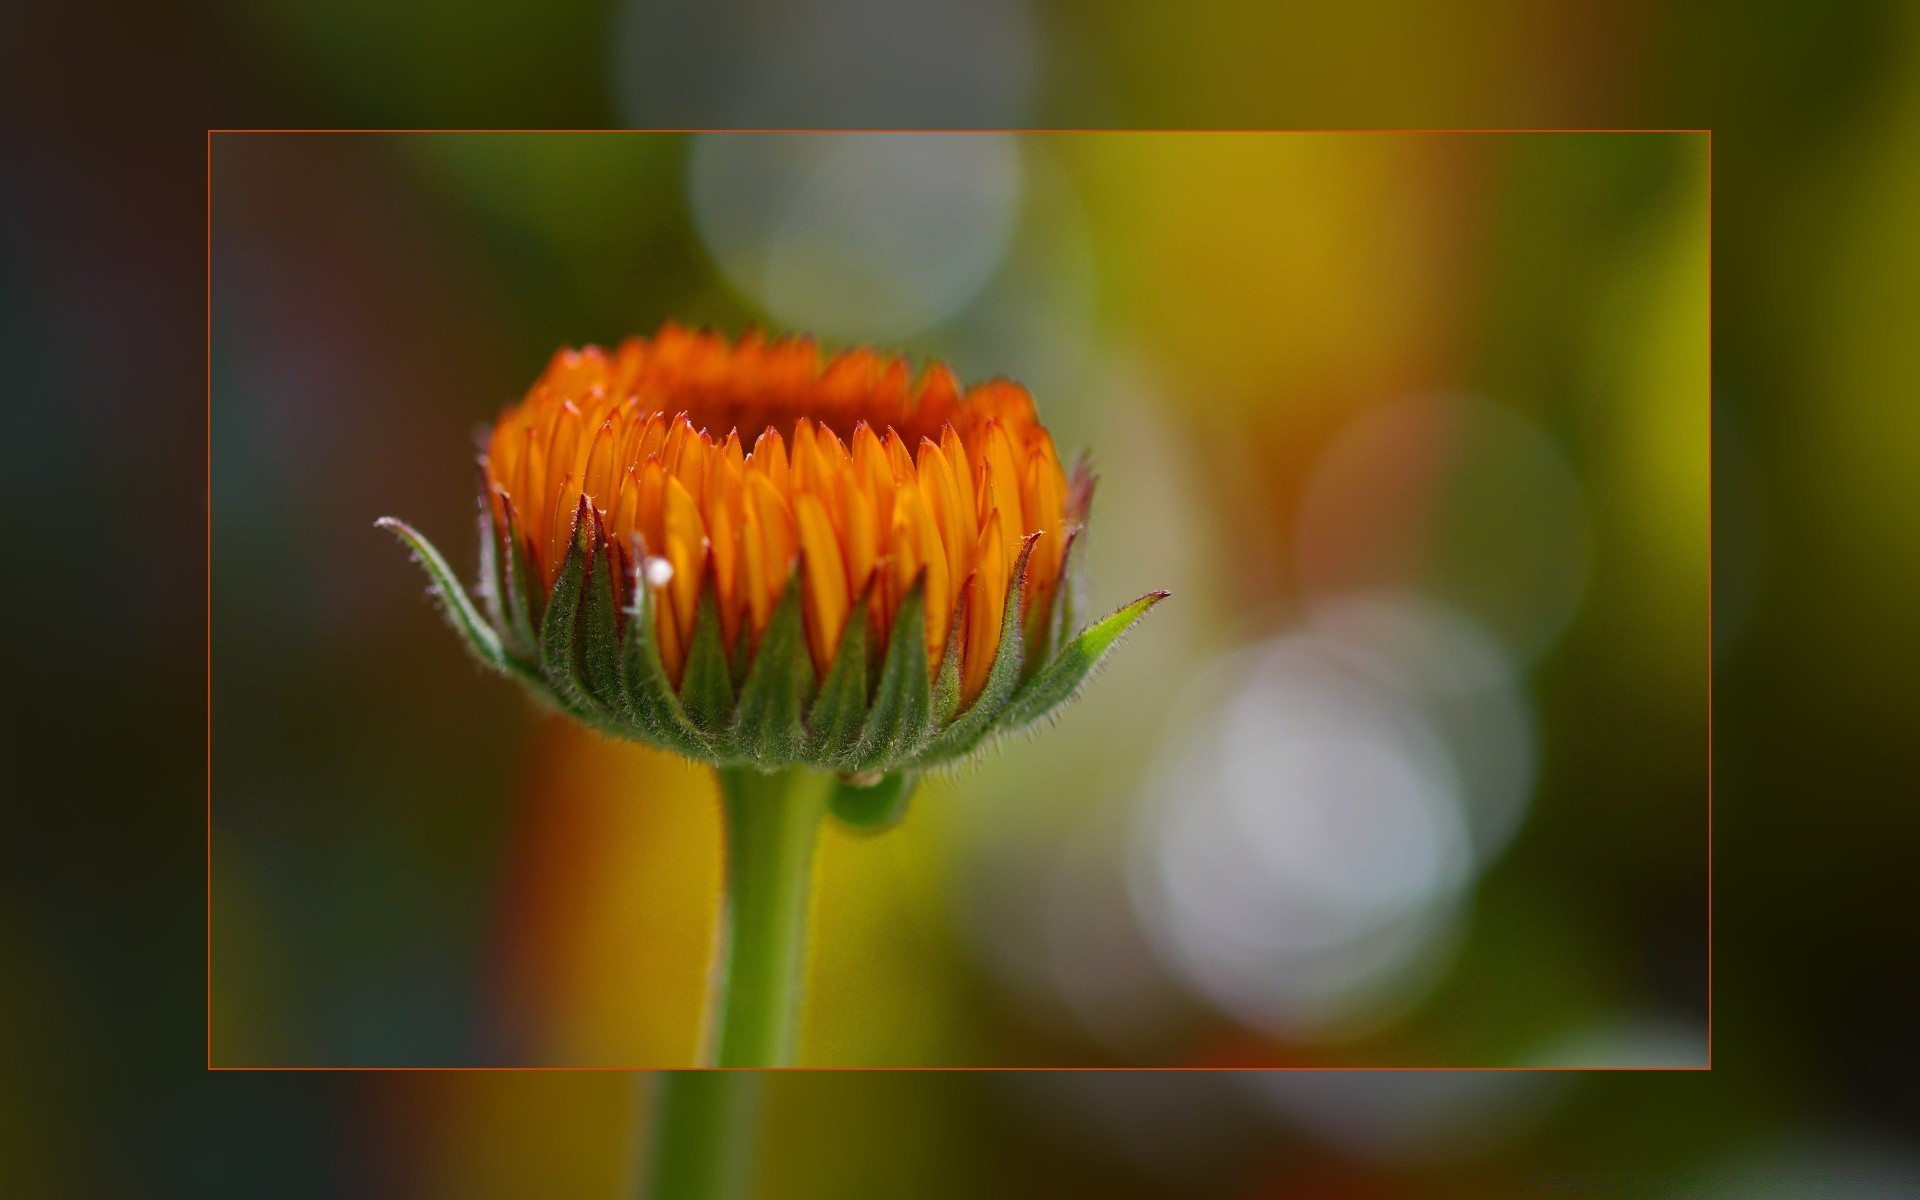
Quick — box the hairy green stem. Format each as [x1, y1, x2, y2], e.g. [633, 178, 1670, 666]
[641, 1071, 761, 1200]
[707, 765, 830, 1068]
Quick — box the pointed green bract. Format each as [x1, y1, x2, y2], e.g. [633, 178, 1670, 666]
[807, 591, 871, 768]
[729, 570, 815, 767]
[619, 554, 712, 759]
[533, 505, 634, 738]
[496, 493, 542, 662]
[680, 588, 737, 735]
[992, 590, 1168, 738]
[1020, 586, 1054, 687]
[916, 535, 1038, 766]
[577, 516, 628, 713]
[851, 576, 932, 773]
[377, 517, 505, 671]
[728, 613, 756, 692]
[928, 593, 966, 729]
[537, 509, 590, 703]
[1057, 527, 1087, 656]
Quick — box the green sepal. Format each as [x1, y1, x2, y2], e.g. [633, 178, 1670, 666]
[577, 508, 628, 712]
[618, 542, 712, 760]
[992, 590, 1169, 738]
[928, 593, 966, 728]
[475, 472, 507, 637]
[829, 771, 915, 835]
[376, 517, 506, 671]
[849, 574, 932, 772]
[536, 502, 615, 727]
[679, 586, 736, 736]
[915, 534, 1039, 766]
[495, 491, 543, 662]
[1054, 525, 1087, 663]
[728, 613, 756, 692]
[807, 588, 872, 768]
[728, 567, 815, 766]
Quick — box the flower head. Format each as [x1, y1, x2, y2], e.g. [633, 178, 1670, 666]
[382, 324, 1164, 776]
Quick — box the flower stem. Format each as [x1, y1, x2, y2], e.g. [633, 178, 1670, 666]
[641, 1071, 761, 1200]
[707, 764, 830, 1067]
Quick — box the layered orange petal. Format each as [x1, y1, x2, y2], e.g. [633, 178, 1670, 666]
[484, 325, 1073, 697]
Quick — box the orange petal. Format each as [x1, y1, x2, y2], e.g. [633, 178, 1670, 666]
[1022, 444, 1068, 622]
[814, 422, 851, 479]
[582, 417, 619, 512]
[961, 519, 1008, 703]
[980, 420, 1025, 551]
[834, 468, 879, 603]
[752, 426, 791, 493]
[790, 418, 819, 491]
[916, 437, 973, 593]
[794, 492, 850, 676]
[546, 472, 578, 580]
[655, 590, 686, 684]
[708, 493, 741, 650]
[746, 473, 798, 643]
[883, 429, 916, 481]
[915, 363, 960, 430]
[550, 401, 585, 494]
[488, 417, 523, 495]
[668, 424, 710, 513]
[940, 425, 977, 536]
[740, 506, 773, 639]
[610, 466, 641, 550]
[522, 434, 550, 579]
[633, 412, 668, 466]
[662, 474, 707, 645]
[897, 481, 950, 669]
[747, 474, 796, 570]
[514, 426, 545, 560]
[634, 458, 667, 556]
[851, 423, 896, 532]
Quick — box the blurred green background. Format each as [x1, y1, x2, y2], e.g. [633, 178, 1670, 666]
[8, 0, 1920, 1196]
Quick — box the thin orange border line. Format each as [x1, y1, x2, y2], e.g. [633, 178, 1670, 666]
[1704, 129, 1715, 1073]
[209, 1064, 1699, 1072]
[208, 127, 1708, 135]
[206, 129, 215, 1073]
[206, 126, 1712, 1075]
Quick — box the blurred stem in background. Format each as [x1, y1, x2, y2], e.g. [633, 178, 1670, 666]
[642, 1072, 762, 1200]
[709, 765, 830, 1066]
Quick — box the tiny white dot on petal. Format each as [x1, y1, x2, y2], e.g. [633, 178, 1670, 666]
[644, 557, 675, 587]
